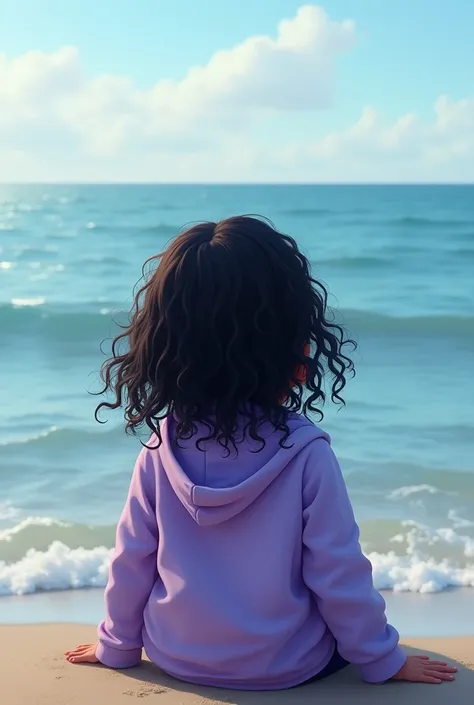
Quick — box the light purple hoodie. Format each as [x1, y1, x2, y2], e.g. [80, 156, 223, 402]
[97, 414, 406, 689]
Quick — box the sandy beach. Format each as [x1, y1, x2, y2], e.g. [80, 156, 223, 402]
[2, 624, 473, 705]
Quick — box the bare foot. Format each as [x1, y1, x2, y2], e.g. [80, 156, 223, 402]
[65, 643, 99, 664]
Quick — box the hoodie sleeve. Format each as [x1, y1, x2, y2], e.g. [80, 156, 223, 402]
[96, 447, 158, 668]
[301, 438, 406, 683]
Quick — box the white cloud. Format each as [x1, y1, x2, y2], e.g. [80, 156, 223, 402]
[269, 96, 474, 182]
[0, 4, 473, 182]
[311, 96, 474, 163]
[0, 5, 354, 167]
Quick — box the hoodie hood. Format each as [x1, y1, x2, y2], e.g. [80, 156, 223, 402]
[158, 415, 329, 527]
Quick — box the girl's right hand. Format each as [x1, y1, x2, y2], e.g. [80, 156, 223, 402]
[392, 654, 457, 684]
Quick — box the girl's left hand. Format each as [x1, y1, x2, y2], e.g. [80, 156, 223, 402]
[65, 643, 100, 664]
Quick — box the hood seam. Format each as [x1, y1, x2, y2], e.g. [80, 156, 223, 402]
[160, 416, 329, 527]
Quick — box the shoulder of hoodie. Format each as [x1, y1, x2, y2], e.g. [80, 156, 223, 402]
[285, 413, 339, 475]
[286, 412, 331, 444]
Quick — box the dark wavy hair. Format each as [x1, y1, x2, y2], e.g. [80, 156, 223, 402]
[95, 215, 356, 451]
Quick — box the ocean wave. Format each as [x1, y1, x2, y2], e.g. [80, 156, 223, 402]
[14, 246, 59, 261]
[0, 517, 116, 568]
[455, 231, 474, 242]
[0, 502, 20, 522]
[139, 223, 180, 236]
[0, 517, 70, 542]
[80, 222, 179, 237]
[387, 485, 441, 500]
[392, 216, 472, 229]
[280, 207, 333, 217]
[158, 204, 180, 211]
[0, 425, 124, 452]
[450, 247, 474, 260]
[340, 309, 474, 338]
[448, 510, 474, 529]
[0, 517, 473, 595]
[346, 462, 474, 500]
[0, 541, 111, 596]
[77, 255, 128, 267]
[11, 297, 46, 308]
[2, 301, 473, 344]
[0, 425, 62, 448]
[332, 215, 474, 231]
[369, 520, 474, 593]
[0, 301, 127, 343]
[0, 517, 113, 544]
[316, 255, 392, 270]
[369, 552, 474, 593]
[318, 247, 474, 267]
[0, 516, 114, 595]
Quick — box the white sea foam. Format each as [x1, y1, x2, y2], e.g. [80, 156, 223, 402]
[373, 520, 474, 591]
[0, 502, 20, 522]
[388, 484, 440, 499]
[0, 425, 59, 447]
[388, 519, 474, 552]
[370, 552, 474, 593]
[0, 542, 111, 596]
[0, 517, 473, 596]
[11, 297, 45, 307]
[0, 539, 472, 597]
[448, 509, 474, 529]
[0, 517, 70, 542]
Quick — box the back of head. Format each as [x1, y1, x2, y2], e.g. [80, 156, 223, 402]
[96, 216, 355, 451]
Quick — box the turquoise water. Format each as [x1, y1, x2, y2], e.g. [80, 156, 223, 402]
[0, 184, 473, 596]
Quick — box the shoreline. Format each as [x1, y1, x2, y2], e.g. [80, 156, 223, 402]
[1, 586, 473, 638]
[2, 624, 473, 705]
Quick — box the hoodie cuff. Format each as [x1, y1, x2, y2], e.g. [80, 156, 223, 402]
[96, 642, 143, 669]
[358, 645, 407, 683]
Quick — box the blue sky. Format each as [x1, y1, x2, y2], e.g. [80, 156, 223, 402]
[1, 1, 473, 181]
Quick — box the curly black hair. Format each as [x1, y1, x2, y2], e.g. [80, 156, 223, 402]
[95, 215, 356, 451]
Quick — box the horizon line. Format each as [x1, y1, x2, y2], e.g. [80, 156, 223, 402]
[1, 181, 473, 187]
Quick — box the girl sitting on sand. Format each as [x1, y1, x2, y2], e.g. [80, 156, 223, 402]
[66, 216, 456, 689]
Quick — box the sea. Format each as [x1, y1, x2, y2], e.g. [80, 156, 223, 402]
[1, 184, 473, 610]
